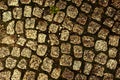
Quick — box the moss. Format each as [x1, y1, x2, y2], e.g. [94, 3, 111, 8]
[50, 6, 59, 14]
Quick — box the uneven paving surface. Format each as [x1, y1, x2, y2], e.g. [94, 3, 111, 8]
[0, 0, 120, 80]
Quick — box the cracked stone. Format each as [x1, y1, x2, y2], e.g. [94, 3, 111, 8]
[23, 71, 35, 80]
[73, 60, 82, 71]
[83, 50, 95, 62]
[87, 21, 101, 34]
[73, 45, 83, 58]
[11, 47, 20, 57]
[49, 34, 59, 45]
[43, 11, 54, 22]
[11, 69, 21, 80]
[95, 40, 108, 51]
[51, 68, 61, 79]
[84, 62, 92, 75]
[15, 20, 24, 34]
[0, 47, 10, 58]
[54, 11, 65, 23]
[29, 55, 42, 70]
[0, 1, 8, 10]
[17, 58, 27, 69]
[62, 68, 74, 80]
[67, 5, 78, 18]
[95, 52, 108, 65]
[37, 44, 47, 56]
[103, 73, 114, 80]
[24, 5, 32, 17]
[21, 48, 32, 58]
[82, 36, 94, 47]
[25, 30, 37, 39]
[98, 28, 109, 40]
[41, 57, 53, 73]
[61, 43, 71, 54]
[73, 24, 84, 35]
[38, 33, 46, 43]
[60, 54, 72, 66]
[50, 46, 59, 58]
[103, 18, 114, 28]
[13, 7, 22, 19]
[33, 7, 43, 18]
[37, 73, 48, 80]
[70, 35, 81, 44]
[105, 6, 116, 17]
[109, 35, 119, 47]
[76, 13, 87, 25]
[5, 57, 17, 69]
[106, 59, 117, 70]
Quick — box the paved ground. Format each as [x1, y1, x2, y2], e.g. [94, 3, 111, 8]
[0, 0, 120, 80]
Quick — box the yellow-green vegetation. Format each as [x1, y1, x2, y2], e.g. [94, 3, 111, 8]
[50, 6, 59, 14]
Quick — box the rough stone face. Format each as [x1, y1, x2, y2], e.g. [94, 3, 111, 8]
[73, 60, 82, 71]
[11, 47, 20, 57]
[24, 6, 32, 17]
[17, 59, 27, 69]
[11, 69, 21, 80]
[82, 36, 94, 47]
[51, 68, 61, 79]
[20, 0, 31, 4]
[25, 30, 37, 39]
[37, 44, 47, 56]
[5, 57, 17, 69]
[49, 24, 59, 33]
[103, 73, 114, 80]
[62, 68, 74, 80]
[92, 64, 104, 77]
[0, 71, 11, 80]
[41, 57, 53, 73]
[84, 62, 92, 75]
[81, 3, 92, 13]
[1, 36, 15, 45]
[0, 1, 8, 10]
[56, 0, 66, 10]
[116, 68, 120, 79]
[103, 18, 114, 28]
[38, 33, 46, 43]
[0, 61, 4, 71]
[33, 7, 43, 18]
[95, 40, 108, 51]
[67, 5, 78, 18]
[109, 35, 119, 47]
[21, 48, 32, 58]
[23, 71, 35, 80]
[26, 40, 37, 51]
[112, 22, 120, 34]
[15, 20, 24, 34]
[60, 29, 69, 41]
[73, 24, 84, 35]
[60, 54, 72, 66]
[99, 0, 109, 7]
[73, 45, 83, 58]
[108, 47, 117, 58]
[16, 37, 26, 46]
[29, 55, 42, 70]
[37, 73, 48, 80]
[44, 0, 55, 7]
[32, 0, 43, 5]
[50, 46, 59, 58]
[76, 13, 88, 25]
[49, 34, 59, 45]
[87, 21, 101, 34]
[105, 6, 116, 17]
[54, 11, 65, 23]
[70, 35, 81, 44]
[25, 18, 35, 29]
[61, 43, 71, 54]
[2, 11, 12, 22]
[8, 0, 19, 6]
[106, 59, 117, 70]
[114, 10, 120, 21]
[98, 28, 109, 40]
[36, 20, 48, 31]
[13, 7, 22, 19]
[83, 50, 95, 62]
[95, 52, 108, 65]
[0, 47, 10, 58]
[72, 0, 82, 6]
[6, 20, 15, 35]
[75, 74, 87, 80]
